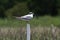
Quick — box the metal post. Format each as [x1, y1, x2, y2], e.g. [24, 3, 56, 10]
[27, 23, 30, 40]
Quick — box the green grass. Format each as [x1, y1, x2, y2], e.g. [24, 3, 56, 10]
[0, 16, 60, 27]
[31, 16, 60, 27]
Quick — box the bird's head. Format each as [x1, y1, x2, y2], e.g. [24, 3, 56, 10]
[28, 12, 34, 15]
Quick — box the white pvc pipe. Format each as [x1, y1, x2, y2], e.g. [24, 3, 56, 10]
[27, 23, 30, 40]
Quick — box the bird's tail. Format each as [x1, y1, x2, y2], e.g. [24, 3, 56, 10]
[16, 17, 21, 20]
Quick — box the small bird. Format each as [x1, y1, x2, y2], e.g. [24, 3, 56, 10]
[16, 12, 34, 21]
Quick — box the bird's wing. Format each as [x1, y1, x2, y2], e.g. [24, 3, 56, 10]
[20, 15, 31, 18]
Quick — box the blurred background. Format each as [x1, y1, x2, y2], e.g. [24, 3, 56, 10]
[0, 0, 59, 18]
[0, 0, 60, 40]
